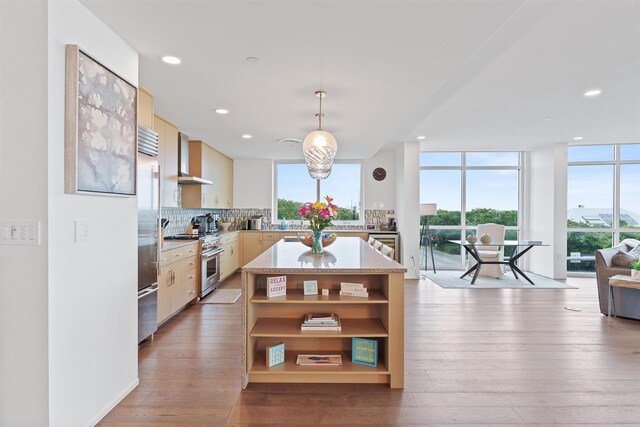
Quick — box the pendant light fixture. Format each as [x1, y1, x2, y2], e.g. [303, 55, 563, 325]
[303, 90, 337, 179]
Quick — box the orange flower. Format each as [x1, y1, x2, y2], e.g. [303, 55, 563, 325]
[325, 195, 333, 204]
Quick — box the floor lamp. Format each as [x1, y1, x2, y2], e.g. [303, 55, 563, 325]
[420, 203, 437, 275]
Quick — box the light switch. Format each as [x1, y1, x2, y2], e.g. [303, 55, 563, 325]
[75, 219, 89, 242]
[0, 220, 40, 245]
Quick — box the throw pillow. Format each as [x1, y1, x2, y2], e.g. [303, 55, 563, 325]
[611, 250, 638, 267]
[628, 245, 640, 259]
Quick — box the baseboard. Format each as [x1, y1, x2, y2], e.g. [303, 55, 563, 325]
[86, 377, 139, 427]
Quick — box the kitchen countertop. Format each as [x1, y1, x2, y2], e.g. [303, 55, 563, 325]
[242, 236, 406, 274]
[161, 240, 199, 251]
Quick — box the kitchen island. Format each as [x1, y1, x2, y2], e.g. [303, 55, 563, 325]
[241, 237, 406, 388]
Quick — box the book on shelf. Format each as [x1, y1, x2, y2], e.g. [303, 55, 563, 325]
[339, 290, 369, 297]
[352, 337, 378, 367]
[304, 313, 338, 324]
[296, 354, 343, 366]
[301, 314, 341, 331]
[340, 282, 366, 291]
[267, 275, 287, 297]
[265, 342, 285, 367]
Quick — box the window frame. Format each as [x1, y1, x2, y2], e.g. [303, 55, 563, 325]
[567, 143, 640, 275]
[419, 151, 524, 270]
[272, 160, 365, 225]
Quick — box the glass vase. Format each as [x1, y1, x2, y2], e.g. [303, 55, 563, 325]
[311, 230, 324, 254]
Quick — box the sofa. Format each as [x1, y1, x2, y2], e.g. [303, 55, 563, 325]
[595, 238, 640, 320]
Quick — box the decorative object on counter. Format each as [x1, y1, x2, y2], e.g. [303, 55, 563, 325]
[480, 233, 492, 245]
[267, 275, 287, 297]
[303, 90, 337, 179]
[303, 280, 318, 295]
[64, 45, 137, 196]
[352, 337, 378, 367]
[219, 219, 231, 231]
[298, 196, 338, 254]
[466, 234, 477, 244]
[266, 342, 285, 368]
[298, 232, 337, 250]
[420, 203, 438, 275]
[322, 288, 330, 296]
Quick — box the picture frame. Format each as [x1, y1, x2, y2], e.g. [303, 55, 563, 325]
[303, 280, 318, 295]
[64, 44, 137, 196]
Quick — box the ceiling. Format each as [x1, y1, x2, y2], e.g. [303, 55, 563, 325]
[81, 0, 640, 159]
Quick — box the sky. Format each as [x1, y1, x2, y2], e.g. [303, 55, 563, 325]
[419, 152, 519, 211]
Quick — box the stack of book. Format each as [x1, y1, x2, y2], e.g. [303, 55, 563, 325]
[339, 282, 369, 297]
[300, 313, 341, 331]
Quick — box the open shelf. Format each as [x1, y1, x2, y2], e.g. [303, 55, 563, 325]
[250, 289, 388, 304]
[250, 350, 388, 375]
[250, 317, 388, 338]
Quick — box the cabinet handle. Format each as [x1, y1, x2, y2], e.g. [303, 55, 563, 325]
[231, 248, 234, 255]
[202, 193, 206, 204]
[172, 271, 175, 285]
[188, 274, 195, 279]
[189, 261, 195, 266]
[176, 253, 183, 257]
[189, 290, 195, 295]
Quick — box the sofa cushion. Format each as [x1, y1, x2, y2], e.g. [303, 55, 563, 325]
[611, 250, 638, 267]
[628, 245, 640, 258]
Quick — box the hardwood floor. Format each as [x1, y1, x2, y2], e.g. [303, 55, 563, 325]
[99, 273, 640, 426]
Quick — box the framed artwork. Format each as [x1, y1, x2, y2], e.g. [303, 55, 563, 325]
[64, 44, 137, 196]
[352, 337, 378, 367]
[303, 280, 318, 295]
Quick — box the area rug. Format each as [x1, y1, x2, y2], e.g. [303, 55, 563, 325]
[199, 288, 242, 304]
[425, 270, 576, 289]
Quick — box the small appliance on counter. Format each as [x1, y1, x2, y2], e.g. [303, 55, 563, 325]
[249, 215, 265, 230]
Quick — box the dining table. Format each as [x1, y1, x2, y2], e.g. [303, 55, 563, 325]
[449, 240, 548, 285]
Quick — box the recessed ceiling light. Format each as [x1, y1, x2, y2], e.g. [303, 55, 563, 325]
[544, 117, 553, 121]
[246, 56, 259, 63]
[584, 89, 602, 97]
[242, 134, 252, 139]
[573, 136, 584, 140]
[214, 108, 229, 115]
[161, 55, 181, 65]
[417, 136, 427, 140]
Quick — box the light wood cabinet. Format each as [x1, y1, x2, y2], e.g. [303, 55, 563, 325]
[137, 87, 154, 129]
[242, 232, 263, 265]
[182, 142, 233, 209]
[154, 115, 180, 208]
[261, 232, 281, 251]
[158, 242, 198, 324]
[220, 232, 240, 282]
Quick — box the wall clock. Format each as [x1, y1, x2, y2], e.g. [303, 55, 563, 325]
[373, 167, 387, 181]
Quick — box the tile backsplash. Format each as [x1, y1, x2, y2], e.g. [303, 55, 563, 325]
[161, 207, 395, 236]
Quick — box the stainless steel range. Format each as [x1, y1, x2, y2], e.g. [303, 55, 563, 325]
[200, 235, 223, 299]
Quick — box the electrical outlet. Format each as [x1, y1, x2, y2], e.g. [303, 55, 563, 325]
[75, 219, 89, 242]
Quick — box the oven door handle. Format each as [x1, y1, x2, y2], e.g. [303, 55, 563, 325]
[201, 248, 224, 259]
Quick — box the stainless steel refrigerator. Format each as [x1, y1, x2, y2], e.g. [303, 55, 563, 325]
[137, 125, 160, 343]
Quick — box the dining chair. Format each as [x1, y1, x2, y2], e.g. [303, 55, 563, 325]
[373, 240, 383, 252]
[381, 244, 394, 260]
[367, 236, 375, 246]
[467, 223, 505, 278]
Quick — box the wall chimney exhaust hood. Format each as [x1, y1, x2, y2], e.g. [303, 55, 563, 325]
[177, 132, 213, 185]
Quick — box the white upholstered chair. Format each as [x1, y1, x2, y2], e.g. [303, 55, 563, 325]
[467, 223, 505, 278]
[381, 244, 395, 260]
[373, 240, 383, 252]
[367, 237, 375, 246]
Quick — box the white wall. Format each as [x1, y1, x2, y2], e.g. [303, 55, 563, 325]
[524, 143, 568, 279]
[364, 150, 395, 210]
[395, 142, 420, 278]
[233, 159, 273, 208]
[0, 1, 50, 425]
[48, 0, 139, 425]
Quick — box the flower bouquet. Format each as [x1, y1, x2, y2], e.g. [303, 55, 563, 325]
[298, 196, 338, 253]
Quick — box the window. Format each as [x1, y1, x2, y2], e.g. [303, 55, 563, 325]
[567, 144, 640, 273]
[274, 161, 363, 223]
[419, 152, 522, 269]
